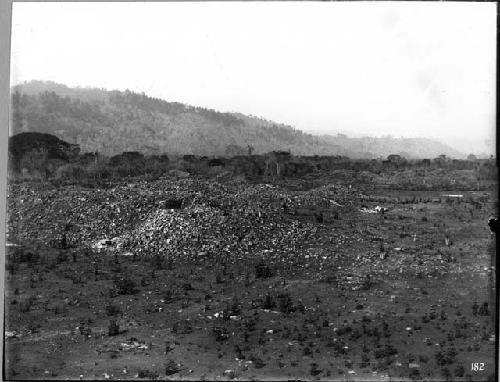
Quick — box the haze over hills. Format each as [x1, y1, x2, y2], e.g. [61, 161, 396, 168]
[10, 81, 465, 159]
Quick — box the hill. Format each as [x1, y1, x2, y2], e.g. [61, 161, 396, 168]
[10, 80, 464, 158]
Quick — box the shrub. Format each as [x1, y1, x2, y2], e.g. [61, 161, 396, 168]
[213, 326, 229, 342]
[105, 303, 122, 316]
[478, 302, 489, 316]
[108, 319, 120, 336]
[262, 293, 276, 309]
[56, 251, 69, 264]
[172, 320, 193, 334]
[10, 248, 40, 265]
[113, 276, 138, 295]
[249, 354, 266, 369]
[374, 344, 397, 359]
[6, 261, 19, 274]
[442, 367, 452, 381]
[435, 349, 456, 366]
[409, 369, 420, 380]
[164, 360, 181, 376]
[310, 363, 321, 376]
[277, 292, 294, 314]
[19, 296, 36, 313]
[454, 365, 465, 378]
[255, 260, 275, 279]
[418, 354, 429, 363]
[138, 369, 159, 379]
[52, 303, 67, 315]
[360, 353, 370, 368]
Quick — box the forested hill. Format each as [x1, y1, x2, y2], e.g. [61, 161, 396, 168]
[10, 80, 464, 158]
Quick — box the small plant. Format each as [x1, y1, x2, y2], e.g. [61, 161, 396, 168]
[164, 360, 181, 376]
[478, 302, 489, 316]
[374, 344, 397, 359]
[435, 348, 456, 366]
[295, 300, 306, 313]
[105, 303, 122, 316]
[255, 260, 275, 279]
[360, 274, 374, 290]
[249, 354, 266, 369]
[409, 368, 420, 380]
[53, 303, 67, 315]
[113, 276, 138, 295]
[138, 369, 159, 379]
[472, 301, 479, 316]
[310, 363, 321, 376]
[277, 292, 294, 314]
[56, 251, 69, 264]
[418, 354, 429, 363]
[442, 367, 452, 381]
[172, 319, 193, 334]
[454, 365, 465, 378]
[6, 261, 19, 274]
[262, 293, 276, 309]
[108, 319, 120, 336]
[215, 273, 224, 284]
[360, 353, 370, 368]
[19, 296, 36, 313]
[27, 319, 41, 334]
[213, 326, 229, 342]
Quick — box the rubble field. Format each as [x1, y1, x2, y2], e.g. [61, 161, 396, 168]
[4, 173, 497, 381]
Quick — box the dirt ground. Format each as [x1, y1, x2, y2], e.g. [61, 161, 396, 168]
[4, 173, 497, 381]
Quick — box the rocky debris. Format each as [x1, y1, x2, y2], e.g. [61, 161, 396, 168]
[119, 338, 149, 351]
[5, 331, 18, 339]
[7, 176, 484, 289]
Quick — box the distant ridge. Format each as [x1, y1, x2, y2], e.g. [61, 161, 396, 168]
[10, 80, 464, 158]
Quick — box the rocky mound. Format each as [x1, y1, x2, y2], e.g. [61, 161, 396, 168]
[9, 132, 80, 170]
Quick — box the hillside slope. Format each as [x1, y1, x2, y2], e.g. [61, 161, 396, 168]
[10, 81, 464, 158]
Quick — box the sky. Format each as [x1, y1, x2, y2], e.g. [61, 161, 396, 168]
[10, 1, 497, 155]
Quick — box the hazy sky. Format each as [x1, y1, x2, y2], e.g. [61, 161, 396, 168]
[10, 2, 496, 154]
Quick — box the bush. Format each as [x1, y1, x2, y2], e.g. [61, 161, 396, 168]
[6, 261, 19, 274]
[418, 354, 429, 363]
[262, 293, 276, 309]
[360, 353, 370, 368]
[213, 326, 229, 342]
[255, 260, 275, 279]
[478, 302, 489, 316]
[442, 367, 452, 381]
[310, 363, 321, 376]
[138, 369, 159, 379]
[454, 365, 465, 378]
[164, 360, 181, 376]
[10, 248, 40, 265]
[56, 251, 69, 264]
[113, 277, 138, 295]
[409, 369, 420, 380]
[374, 344, 397, 359]
[249, 354, 266, 369]
[19, 296, 36, 313]
[172, 320, 193, 334]
[105, 303, 122, 316]
[108, 320, 120, 336]
[277, 292, 294, 314]
[435, 348, 456, 366]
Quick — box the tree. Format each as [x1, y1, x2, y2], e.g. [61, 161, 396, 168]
[20, 148, 49, 178]
[225, 144, 246, 157]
